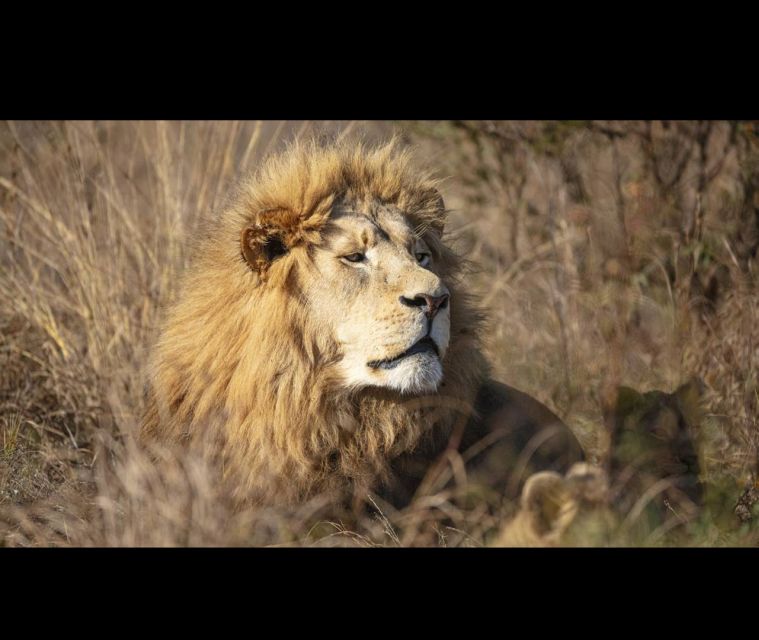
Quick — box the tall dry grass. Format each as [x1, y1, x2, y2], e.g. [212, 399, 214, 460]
[1, 120, 757, 546]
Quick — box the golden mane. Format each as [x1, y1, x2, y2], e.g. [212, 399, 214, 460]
[140, 138, 489, 505]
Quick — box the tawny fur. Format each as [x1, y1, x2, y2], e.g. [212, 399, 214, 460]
[140, 138, 487, 506]
[494, 464, 610, 547]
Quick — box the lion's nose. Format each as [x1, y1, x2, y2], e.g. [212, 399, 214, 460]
[399, 293, 450, 319]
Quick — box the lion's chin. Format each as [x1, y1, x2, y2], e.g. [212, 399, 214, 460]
[376, 352, 444, 395]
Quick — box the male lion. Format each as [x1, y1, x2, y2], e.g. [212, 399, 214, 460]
[140, 138, 583, 508]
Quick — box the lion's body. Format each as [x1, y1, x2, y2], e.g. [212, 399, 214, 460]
[140, 139, 582, 507]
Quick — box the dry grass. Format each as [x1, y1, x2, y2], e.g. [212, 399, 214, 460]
[1, 120, 758, 546]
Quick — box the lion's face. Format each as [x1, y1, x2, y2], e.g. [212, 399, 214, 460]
[143, 140, 482, 505]
[303, 202, 451, 395]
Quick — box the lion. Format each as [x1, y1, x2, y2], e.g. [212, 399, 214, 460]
[494, 463, 614, 547]
[494, 381, 708, 547]
[602, 380, 705, 540]
[140, 138, 583, 509]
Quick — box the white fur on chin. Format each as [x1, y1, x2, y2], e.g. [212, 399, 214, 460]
[381, 353, 444, 394]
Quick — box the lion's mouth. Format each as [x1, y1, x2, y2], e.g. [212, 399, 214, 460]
[367, 336, 439, 370]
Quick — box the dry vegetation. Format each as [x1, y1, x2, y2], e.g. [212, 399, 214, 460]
[1, 120, 758, 546]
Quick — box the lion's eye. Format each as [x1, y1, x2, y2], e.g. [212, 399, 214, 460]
[342, 252, 366, 263]
[415, 252, 431, 267]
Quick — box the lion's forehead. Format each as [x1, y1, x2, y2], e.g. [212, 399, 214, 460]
[324, 204, 418, 250]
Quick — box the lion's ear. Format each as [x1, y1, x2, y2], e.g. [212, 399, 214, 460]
[241, 224, 289, 275]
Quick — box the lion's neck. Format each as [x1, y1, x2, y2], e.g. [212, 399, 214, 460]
[218, 377, 465, 506]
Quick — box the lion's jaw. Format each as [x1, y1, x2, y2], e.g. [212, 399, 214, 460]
[304, 204, 451, 395]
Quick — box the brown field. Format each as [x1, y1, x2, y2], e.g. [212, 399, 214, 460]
[1, 120, 757, 546]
